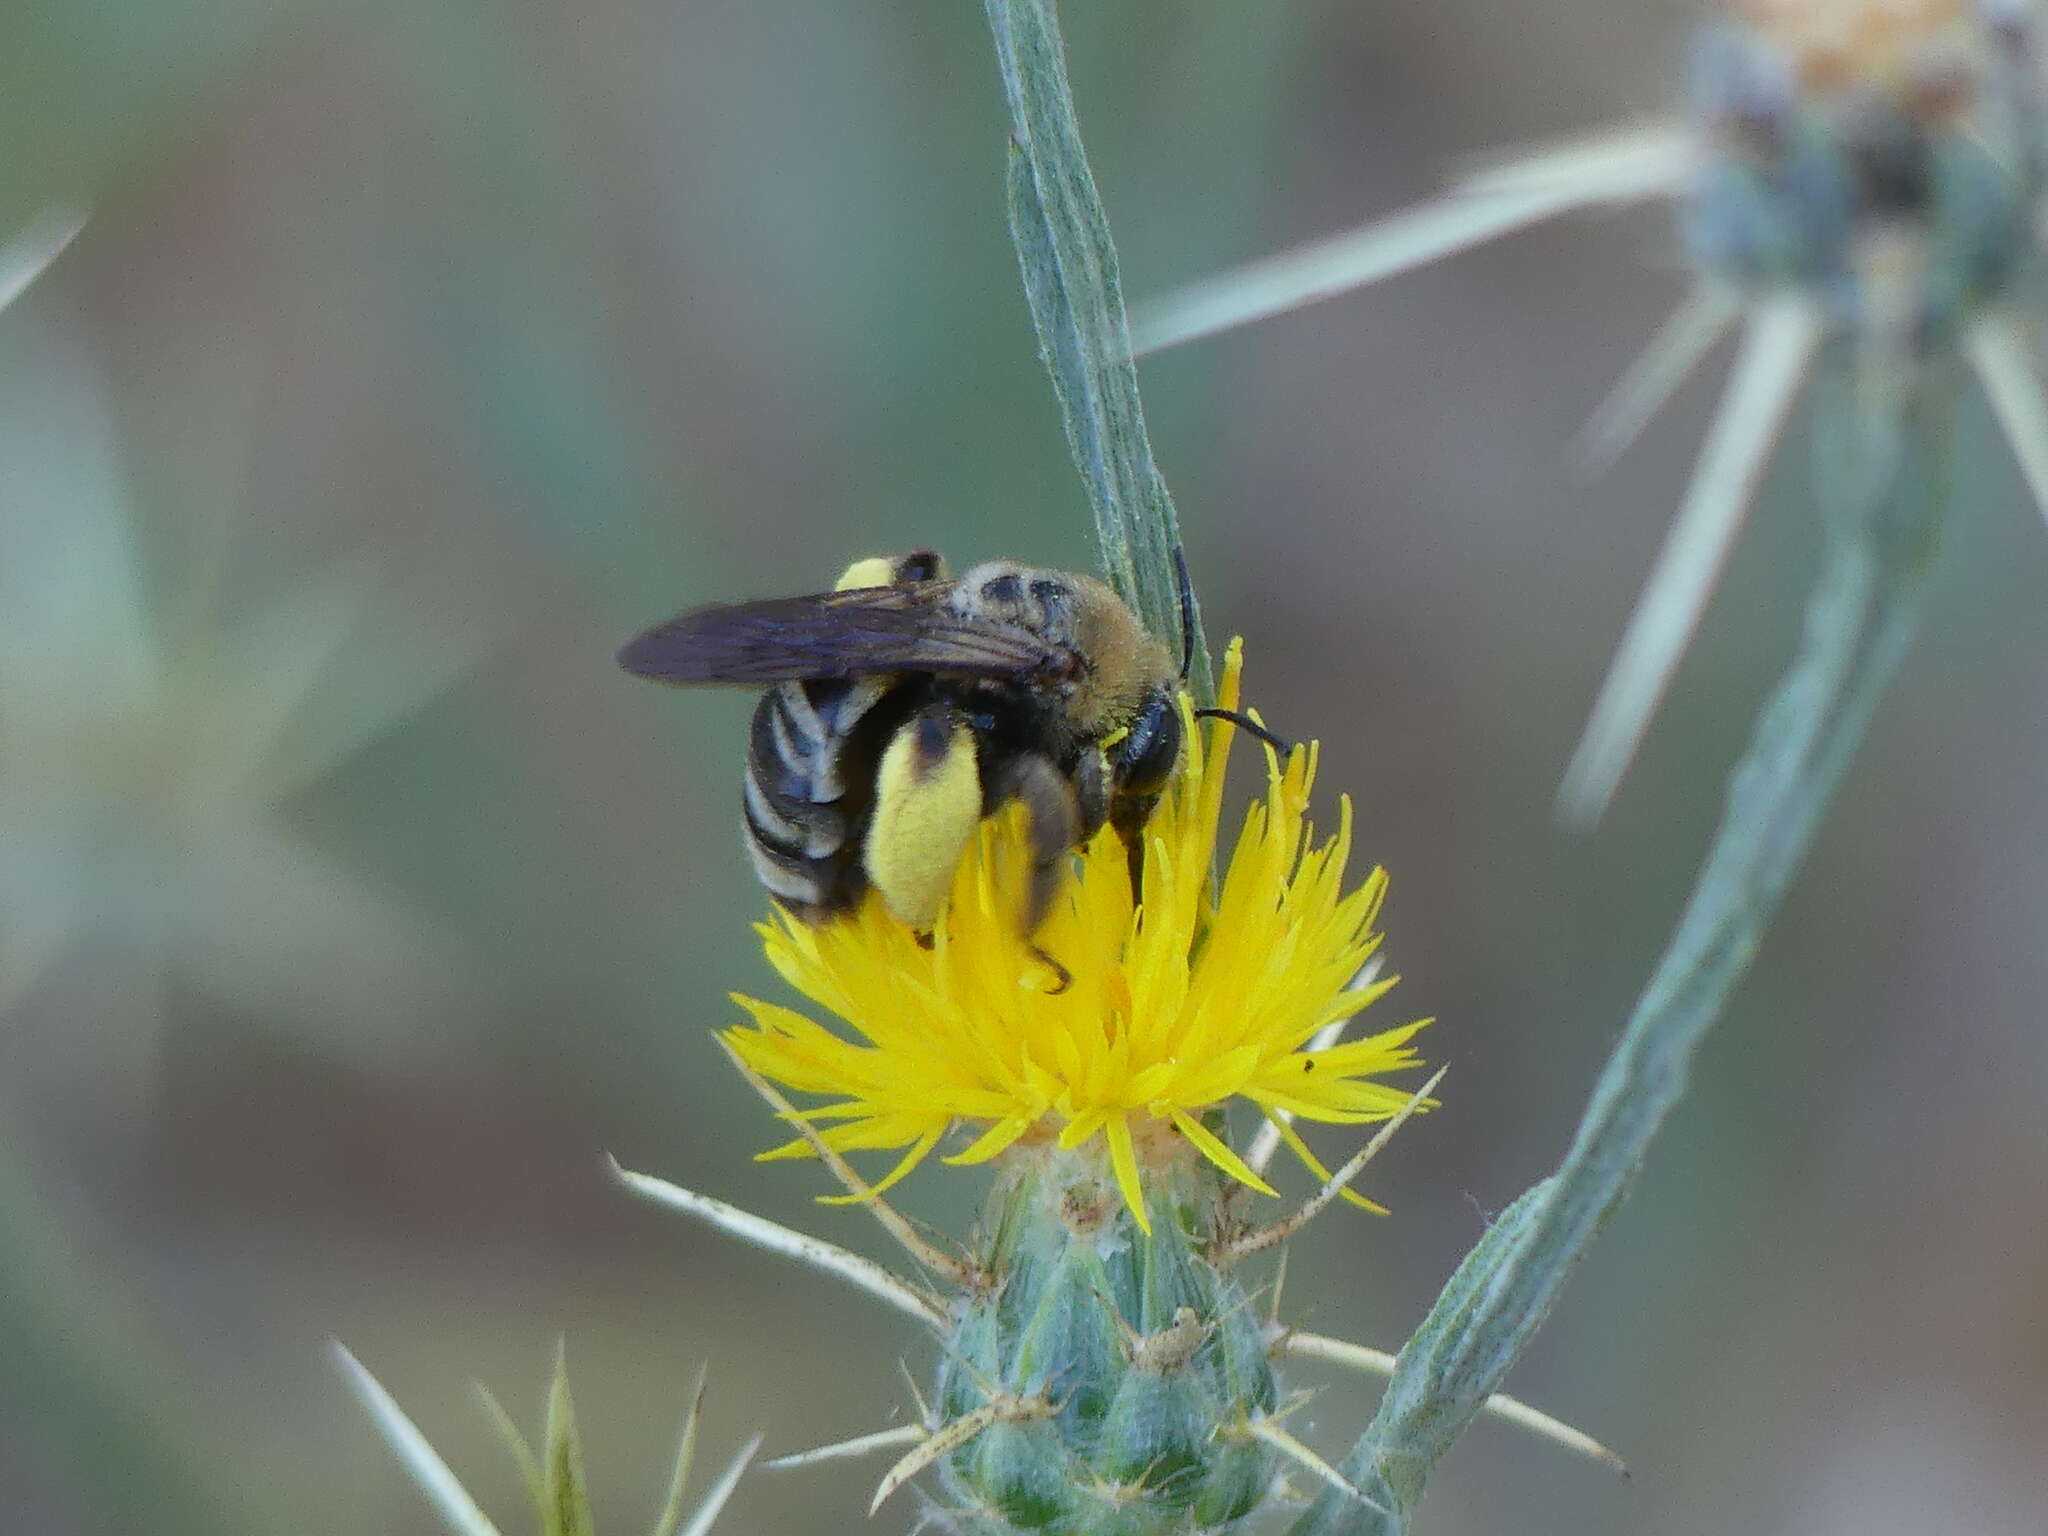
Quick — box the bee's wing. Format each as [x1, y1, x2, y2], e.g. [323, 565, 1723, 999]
[617, 584, 1055, 684]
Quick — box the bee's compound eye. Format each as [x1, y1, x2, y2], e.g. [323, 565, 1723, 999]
[1110, 692, 1182, 799]
[979, 573, 1024, 607]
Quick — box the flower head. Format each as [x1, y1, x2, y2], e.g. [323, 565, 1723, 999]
[722, 642, 1430, 1230]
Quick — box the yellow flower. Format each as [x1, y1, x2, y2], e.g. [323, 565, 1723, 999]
[722, 641, 1431, 1231]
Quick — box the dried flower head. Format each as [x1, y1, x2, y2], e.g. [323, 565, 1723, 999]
[723, 641, 1430, 1230]
[1135, 0, 2048, 824]
[1729, 0, 1977, 98]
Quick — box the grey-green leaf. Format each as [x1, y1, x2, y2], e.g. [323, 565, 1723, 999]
[1290, 350, 1950, 1535]
[982, 0, 1212, 702]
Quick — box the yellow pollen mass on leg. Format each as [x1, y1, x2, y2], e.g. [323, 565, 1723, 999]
[865, 711, 983, 931]
[834, 556, 901, 590]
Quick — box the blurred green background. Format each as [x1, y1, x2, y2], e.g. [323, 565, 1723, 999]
[3, 0, 2045, 1531]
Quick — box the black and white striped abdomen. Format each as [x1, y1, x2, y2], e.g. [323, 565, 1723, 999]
[742, 674, 903, 917]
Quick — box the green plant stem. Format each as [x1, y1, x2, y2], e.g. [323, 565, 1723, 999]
[982, 0, 1214, 703]
[1292, 349, 1952, 1535]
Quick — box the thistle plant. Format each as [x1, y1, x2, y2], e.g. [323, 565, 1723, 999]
[620, 648, 1614, 1531]
[611, 2, 1620, 1530]
[1133, 2, 2048, 1531]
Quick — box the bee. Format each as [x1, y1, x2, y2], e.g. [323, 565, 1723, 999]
[617, 551, 1222, 955]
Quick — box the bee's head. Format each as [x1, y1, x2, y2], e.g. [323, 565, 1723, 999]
[1060, 575, 1177, 734]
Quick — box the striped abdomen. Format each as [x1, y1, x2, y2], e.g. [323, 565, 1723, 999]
[741, 674, 920, 917]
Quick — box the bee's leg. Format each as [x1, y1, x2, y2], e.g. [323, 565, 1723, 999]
[1077, 746, 1155, 906]
[1111, 791, 1162, 903]
[1074, 747, 1111, 840]
[987, 752, 1086, 992]
[1032, 947, 1073, 994]
[990, 753, 1083, 932]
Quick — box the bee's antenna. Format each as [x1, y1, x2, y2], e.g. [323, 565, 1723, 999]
[1172, 543, 1198, 681]
[1193, 707, 1291, 756]
[1173, 549, 1286, 750]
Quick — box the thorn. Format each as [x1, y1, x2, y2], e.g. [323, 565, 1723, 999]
[1267, 1250, 1290, 1327]
[1219, 1066, 1446, 1265]
[868, 1394, 1057, 1515]
[674, 1434, 762, 1536]
[470, 1381, 543, 1516]
[0, 206, 88, 314]
[898, 1361, 936, 1429]
[1090, 1284, 1144, 1357]
[645, 1363, 711, 1536]
[1271, 1329, 1628, 1477]
[1243, 953, 1388, 1180]
[714, 1044, 981, 1288]
[1240, 1417, 1390, 1517]
[1205, 1281, 1269, 1344]
[1574, 284, 1738, 477]
[1558, 294, 1822, 828]
[1966, 316, 2048, 536]
[607, 1156, 949, 1330]
[1129, 124, 1693, 357]
[763, 1424, 925, 1471]
[331, 1342, 504, 1536]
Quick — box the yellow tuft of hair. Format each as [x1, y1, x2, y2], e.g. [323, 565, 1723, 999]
[834, 556, 901, 591]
